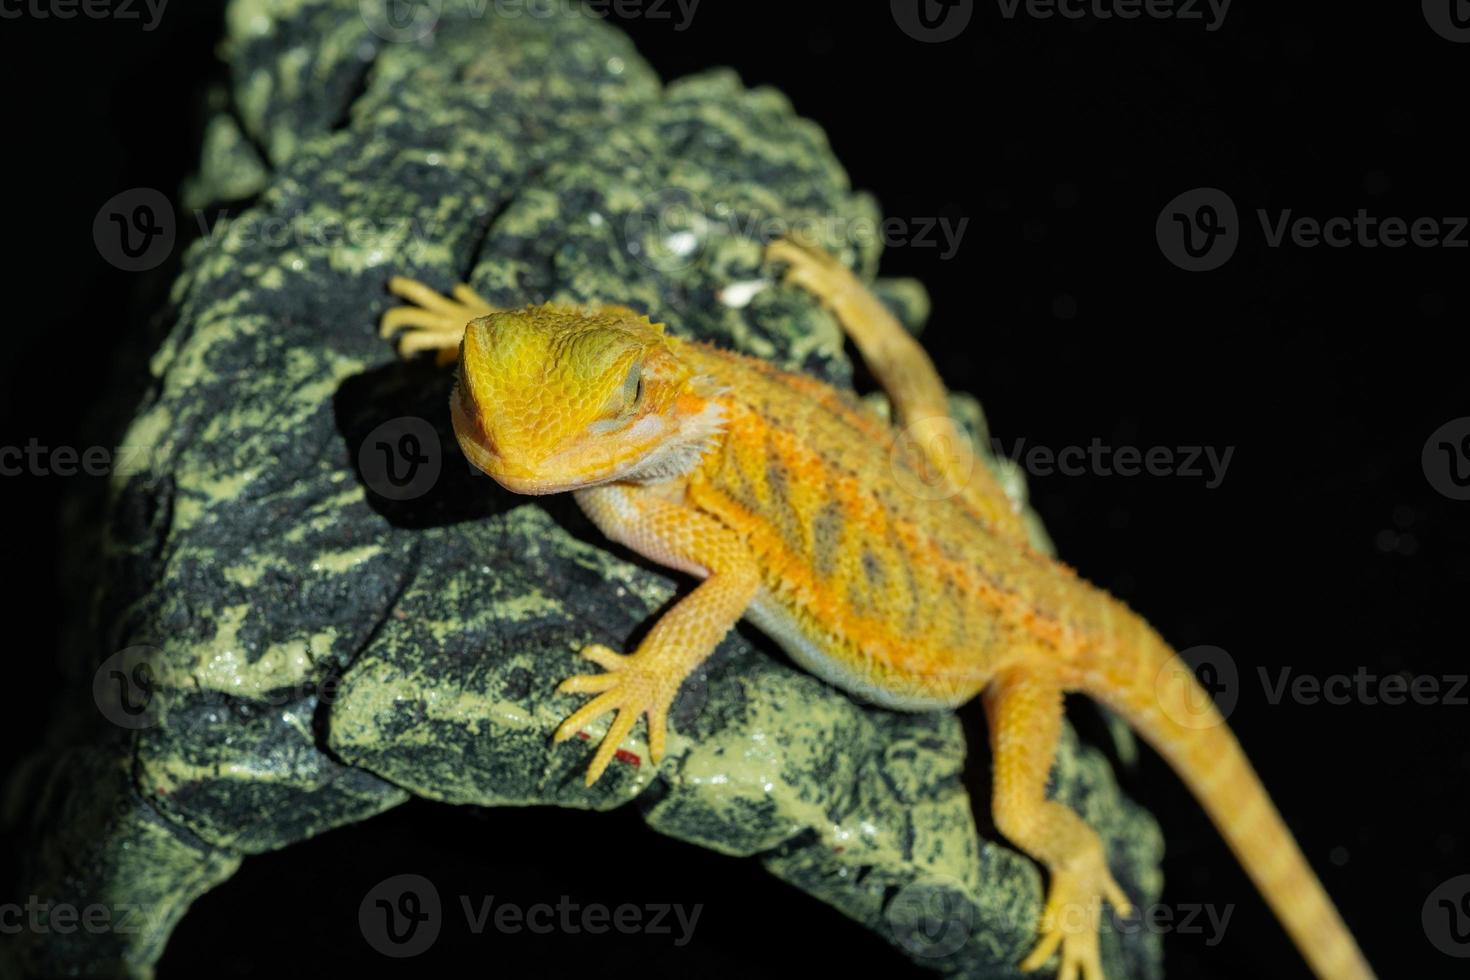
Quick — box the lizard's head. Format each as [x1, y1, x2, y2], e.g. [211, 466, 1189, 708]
[451, 304, 724, 495]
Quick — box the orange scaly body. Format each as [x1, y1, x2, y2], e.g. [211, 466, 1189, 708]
[682, 340, 1082, 709]
[380, 239, 1374, 980]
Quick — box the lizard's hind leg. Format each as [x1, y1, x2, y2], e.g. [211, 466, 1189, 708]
[984, 667, 1133, 980]
[380, 277, 497, 366]
[765, 237, 1028, 541]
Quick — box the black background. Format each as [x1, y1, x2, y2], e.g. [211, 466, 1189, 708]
[1, 2, 1466, 978]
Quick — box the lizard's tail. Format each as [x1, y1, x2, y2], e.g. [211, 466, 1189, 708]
[1080, 612, 1375, 980]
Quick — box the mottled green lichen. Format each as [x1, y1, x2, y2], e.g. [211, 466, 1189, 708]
[4, 2, 1162, 978]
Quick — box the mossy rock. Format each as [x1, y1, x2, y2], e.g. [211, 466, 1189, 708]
[2, 1, 1162, 977]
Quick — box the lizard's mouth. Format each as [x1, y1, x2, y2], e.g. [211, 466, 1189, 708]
[449, 384, 514, 485]
[450, 385, 618, 496]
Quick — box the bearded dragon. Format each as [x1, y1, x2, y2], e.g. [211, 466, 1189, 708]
[378, 238, 1373, 980]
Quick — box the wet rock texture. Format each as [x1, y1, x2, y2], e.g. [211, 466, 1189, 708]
[3, 1, 1162, 976]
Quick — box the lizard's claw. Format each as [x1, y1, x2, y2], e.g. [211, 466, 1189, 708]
[1019, 864, 1132, 980]
[553, 643, 679, 785]
[379, 276, 495, 366]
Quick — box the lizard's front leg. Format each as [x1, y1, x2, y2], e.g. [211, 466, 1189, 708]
[985, 667, 1134, 980]
[379, 276, 497, 365]
[555, 483, 760, 785]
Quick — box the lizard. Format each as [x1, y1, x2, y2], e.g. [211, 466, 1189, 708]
[377, 237, 1374, 980]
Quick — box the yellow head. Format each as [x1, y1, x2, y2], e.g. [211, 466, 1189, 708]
[451, 304, 724, 494]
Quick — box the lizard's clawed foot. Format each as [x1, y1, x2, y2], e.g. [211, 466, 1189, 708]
[379, 276, 496, 366]
[1020, 863, 1132, 980]
[764, 236, 857, 304]
[553, 643, 680, 785]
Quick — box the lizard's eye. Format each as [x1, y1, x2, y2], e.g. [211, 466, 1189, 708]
[594, 360, 645, 430]
[619, 361, 645, 416]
